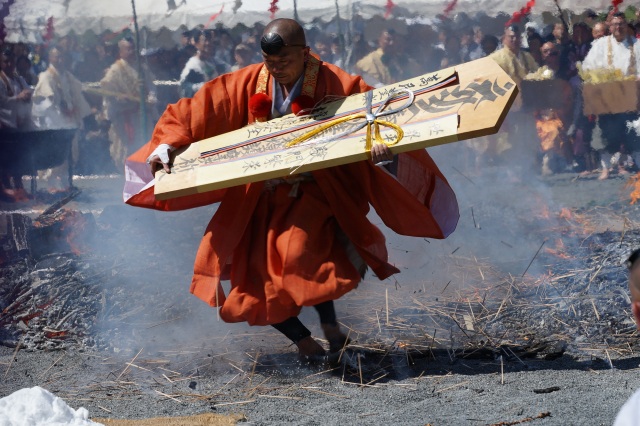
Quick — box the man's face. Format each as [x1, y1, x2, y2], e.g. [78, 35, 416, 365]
[314, 41, 331, 59]
[378, 31, 396, 55]
[593, 23, 607, 39]
[119, 41, 135, 61]
[611, 17, 627, 42]
[541, 42, 560, 67]
[49, 49, 63, 69]
[235, 48, 252, 66]
[552, 24, 566, 42]
[194, 34, 211, 55]
[262, 45, 309, 87]
[503, 29, 521, 53]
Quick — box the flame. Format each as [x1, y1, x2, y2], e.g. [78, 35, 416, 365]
[558, 208, 572, 220]
[544, 238, 574, 260]
[627, 172, 640, 205]
[58, 210, 90, 255]
[539, 204, 551, 219]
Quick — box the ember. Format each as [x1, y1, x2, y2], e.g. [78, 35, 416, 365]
[627, 173, 640, 205]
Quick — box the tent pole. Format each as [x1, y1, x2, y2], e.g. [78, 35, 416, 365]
[334, 0, 346, 67]
[294, 0, 300, 22]
[131, 0, 148, 143]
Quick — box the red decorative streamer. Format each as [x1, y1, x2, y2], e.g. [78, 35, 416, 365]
[204, 4, 224, 28]
[612, 0, 623, 13]
[384, 0, 396, 19]
[505, 0, 536, 26]
[43, 17, 54, 43]
[102, 19, 133, 42]
[269, 0, 279, 19]
[443, 0, 458, 17]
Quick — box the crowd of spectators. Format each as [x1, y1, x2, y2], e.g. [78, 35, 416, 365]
[1, 7, 640, 201]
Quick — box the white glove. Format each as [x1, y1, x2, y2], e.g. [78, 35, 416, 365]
[146, 144, 175, 165]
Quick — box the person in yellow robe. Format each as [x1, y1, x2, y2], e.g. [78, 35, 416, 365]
[473, 24, 540, 172]
[32, 46, 92, 192]
[353, 29, 421, 88]
[101, 37, 158, 169]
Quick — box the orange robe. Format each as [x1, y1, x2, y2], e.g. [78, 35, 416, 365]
[124, 61, 459, 326]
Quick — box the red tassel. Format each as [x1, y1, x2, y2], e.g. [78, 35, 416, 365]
[249, 93, 272, 121]
[43, 17, 55, 43]
[443, 0, 458, 17]
[612, 0, 623, 12]
[505, 0, 535, 26]
[269, 0, 279, 19]
[384, 0, 396, 19]
[291, 95, 315, 116]
[204, 4, 224, 29]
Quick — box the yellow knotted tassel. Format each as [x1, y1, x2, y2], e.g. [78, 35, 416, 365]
[285, 112, 404, 152]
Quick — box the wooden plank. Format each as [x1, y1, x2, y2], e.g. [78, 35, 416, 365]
[583, 80, 639, 115]
[154, 56, 517, 200]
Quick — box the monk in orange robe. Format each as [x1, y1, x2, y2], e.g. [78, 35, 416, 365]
[123, 19, 459, 360]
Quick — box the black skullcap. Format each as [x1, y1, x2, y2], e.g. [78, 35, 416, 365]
[260, 32, 305, 55]
[261, 32, 286, 55]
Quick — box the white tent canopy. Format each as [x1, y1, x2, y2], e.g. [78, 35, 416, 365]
[2, 0, 619, 44]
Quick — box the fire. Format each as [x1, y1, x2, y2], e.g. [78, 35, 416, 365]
[544, 238, 573, 260]
[59, 210, 91, 255]
[627, 172, 640, 205]
[558, 208, 572, 220]
[539, 204, 551, 219]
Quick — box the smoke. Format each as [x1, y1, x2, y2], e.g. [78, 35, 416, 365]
[82, 200, 258, 356]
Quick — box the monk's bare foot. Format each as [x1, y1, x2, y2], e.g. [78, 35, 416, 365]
[598, 168, 609, 180]
[321, 323, 351, 353]
[296, 336, 326, 362]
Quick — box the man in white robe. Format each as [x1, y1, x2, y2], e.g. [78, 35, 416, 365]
[582, 12, 640, 179]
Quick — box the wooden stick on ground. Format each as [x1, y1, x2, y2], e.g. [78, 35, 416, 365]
[489, 411, 551, 426]
[116, 348, 143, 381]
[386, 288, 390, 325]
[3, 337, 23, 379]
[249, 352, 260, 384]
[214, 399, 256, 408]
[38, 352, 65, 379]
[154, 390, 182, 403]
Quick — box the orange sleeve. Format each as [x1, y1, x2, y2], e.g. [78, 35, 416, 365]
[124, 65, 263, 210]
